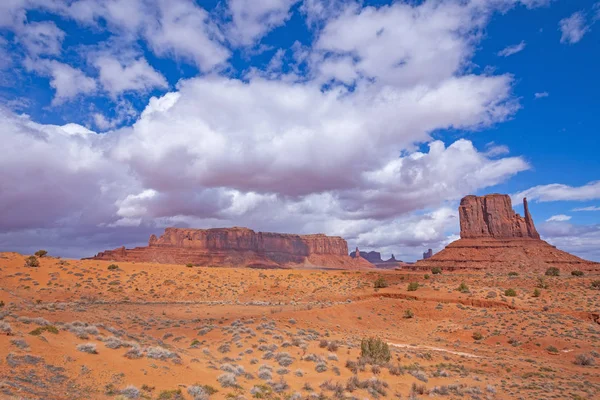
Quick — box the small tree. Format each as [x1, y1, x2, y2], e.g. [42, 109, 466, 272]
[25, 256, 40, 268]
[571, 270, 584, 277]
[374, 277, 388, 289]
[431, 267, 442, 275]
[457, 282, 469, 293]
[360, 337, 391, 364]
[107, 264, 119, 270]
[504, 288, 517, 297]
[34, 250, 48, 258]
[545, 267, 560, 277]
[407, 282, 419, 291]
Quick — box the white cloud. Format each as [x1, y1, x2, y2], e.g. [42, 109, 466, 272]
[16, 20, 65, 56]
[497, 40, 526, 57]
[559, 11, 590, 44]
[93, 54, 168, 97]
[546, 214, 571, 222]
[226, 0, 300, 45]
[514, 181, 600, 202]
[24, 59, 97, 105]
[539, 221, 600, 261]
[534, 91, 549, 98]
[142, 0, 230, 71]
[572, 206, 600, 212]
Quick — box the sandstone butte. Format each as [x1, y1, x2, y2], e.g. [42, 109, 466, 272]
[416, 193, 600, 272]
[86, 227, 373, 269]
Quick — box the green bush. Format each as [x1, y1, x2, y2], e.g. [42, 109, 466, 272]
[472, 332, 483, 340]
[29, 326, 59, 336]
[571, 270, 584, 277]
[547, 346, 559, 354]
[457, 282, 469, 293]
[591, 280, 600, 290]
[25, 256, 39, 268]
[532, 288, 541, 298]
[107, 264, 119, 270]
[407, 282, 419, 291]
[360, 337, 391, 364]
[186, 263, 194, 268]
[424, 274, 430, 280]
[34, 250, 48, 258]
[374, 277, 388, 289]
[504, 288, 517, 297]
[545, 267, 560, 277]
[508, 272, 519, 277]
[536, 276, 549, 289]
[431, 267, 442, 275]
[403, 309, 414, 319]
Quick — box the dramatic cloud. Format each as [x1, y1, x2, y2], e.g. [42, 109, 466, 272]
[546, 214, 571, 222]
[514, 181, 600, 202]
[559, 11, 590, 44]
[498, 40, 526, 57]
[0, 0, 566, 259]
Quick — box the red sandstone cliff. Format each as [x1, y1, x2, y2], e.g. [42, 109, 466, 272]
[88, 227, 371, 269]
[459, 194, 540, 239]
[416, 194, 598, 272]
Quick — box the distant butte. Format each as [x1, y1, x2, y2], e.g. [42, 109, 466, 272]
[416, 193, 599, 272]
[86, 227, 372, 269]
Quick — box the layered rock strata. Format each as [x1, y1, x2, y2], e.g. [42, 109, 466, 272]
[88, 227, 371, 269]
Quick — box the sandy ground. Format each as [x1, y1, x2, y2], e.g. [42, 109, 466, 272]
[1, 251, 600, 399]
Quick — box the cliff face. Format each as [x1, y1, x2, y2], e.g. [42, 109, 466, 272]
[459, 194, 540, 239]
[415, 194, 598, 272]
[88, 227, 368, 269]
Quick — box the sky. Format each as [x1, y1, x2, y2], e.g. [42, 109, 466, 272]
[1, 0, 599, 262]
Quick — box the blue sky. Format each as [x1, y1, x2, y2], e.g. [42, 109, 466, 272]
[1, 0, 599, 261]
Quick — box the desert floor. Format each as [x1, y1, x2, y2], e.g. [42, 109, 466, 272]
[1, 252, 600, 400]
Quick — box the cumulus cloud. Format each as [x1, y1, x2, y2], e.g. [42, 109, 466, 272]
[92, 54, 168, 97]
[24, 59, 97, 104]
[226, 0, 300, 45]
[559, 11, 590, 44]
[514, 181, 600, 202]
[497, 40, 526, 57]
[546, 214, 571, 222]
[0, 0, 562, 260]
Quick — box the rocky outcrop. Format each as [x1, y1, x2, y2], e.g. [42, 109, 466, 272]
[423, 249, 433, 259]
[88, 227, 371, 269]
[459, 194, 540, 239]
[350, 249, 384, 264]
[415, 194, 598, 272]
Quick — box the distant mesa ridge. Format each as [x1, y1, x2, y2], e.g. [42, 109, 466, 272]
[87, 227, 371, 269]
[416, 193, 599, 271]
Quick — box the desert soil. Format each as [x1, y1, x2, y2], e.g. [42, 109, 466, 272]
[1, 252, 600, 399]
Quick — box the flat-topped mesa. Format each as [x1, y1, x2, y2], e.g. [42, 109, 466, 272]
[88, 227, 371, 269]
[459, 194, 540, 239]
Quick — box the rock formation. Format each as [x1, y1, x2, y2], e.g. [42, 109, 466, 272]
[415, 194, 599, 272]
[88, 227, 372, 269]
[351, 248, 402, 268]
[423, 249, 433, 259]
[459, 195, 539, 239]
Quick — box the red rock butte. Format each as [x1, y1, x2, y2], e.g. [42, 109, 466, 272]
[87, 227, 372, 269]
[416, 193, 599, 272]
